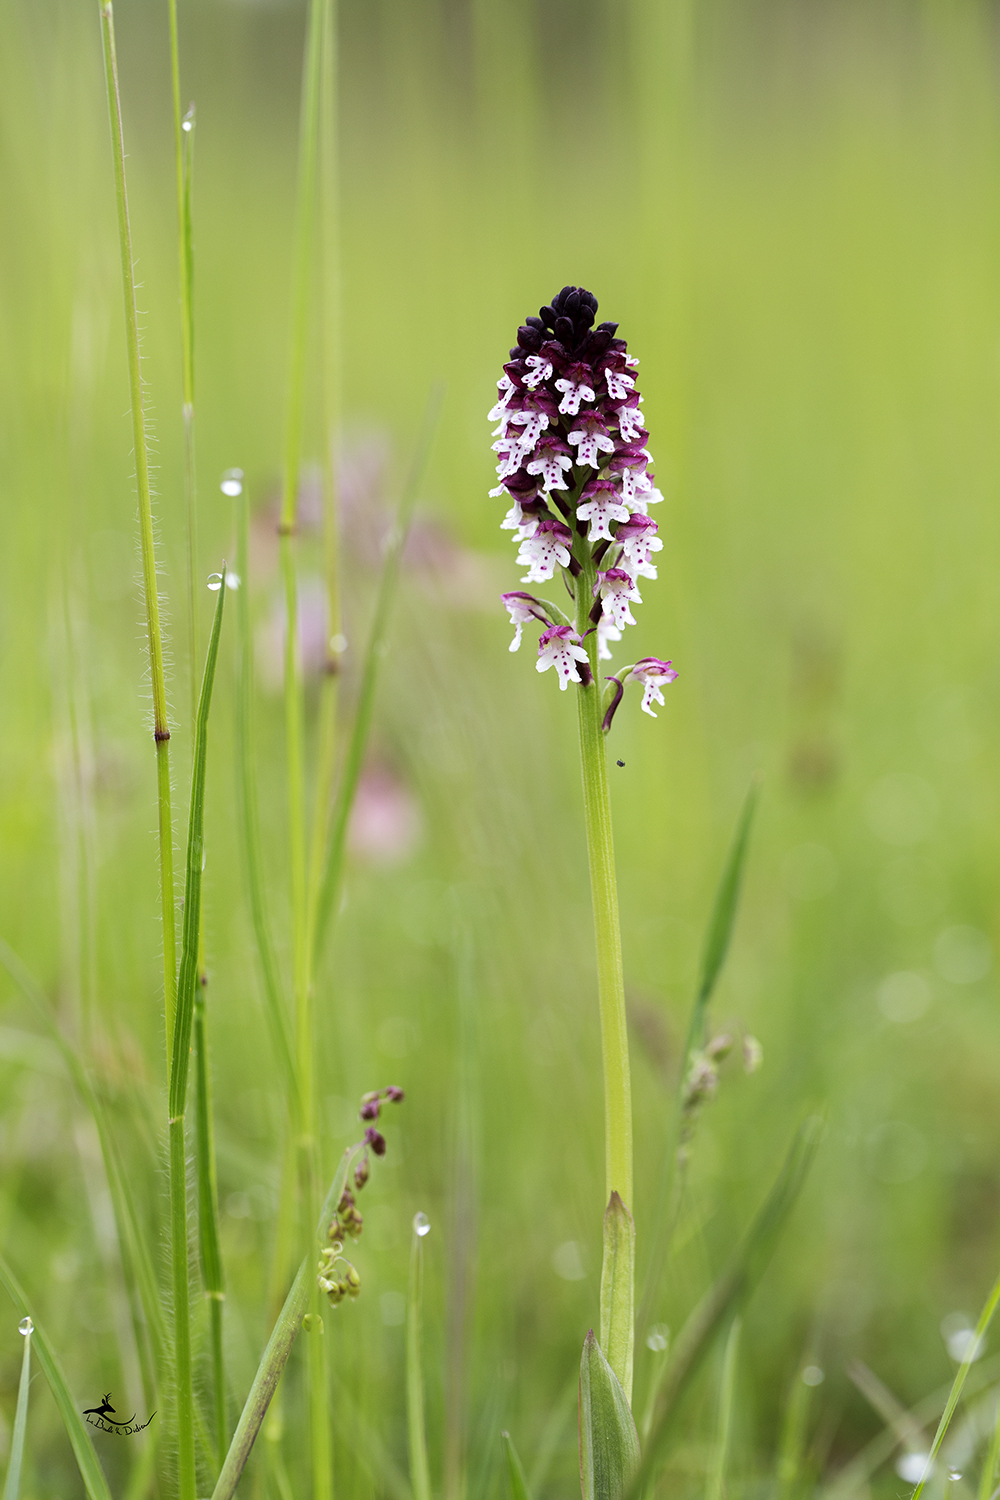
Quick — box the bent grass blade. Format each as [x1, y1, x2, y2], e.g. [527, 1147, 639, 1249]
[910, 1266, 1000, 1500]
[2, 1317, 33, 1500]
[210, 1148, 358, 1500]
[0, 1257, 113, 1500]
[631, 1117, 820, 1500]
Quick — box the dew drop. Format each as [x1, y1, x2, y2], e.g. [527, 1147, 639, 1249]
[801, 1365, 824, 1387]
[18, 1317, 32, 1336]
[949, 1471, 962, 1483]
[220, 467, 244, 497]
[645, 1323, 669, 1353]
[207, 574, 224, 592]
[225, 572, 241, 591]
[182, 119, 193, 133]
[413, 1212, 431, 1237]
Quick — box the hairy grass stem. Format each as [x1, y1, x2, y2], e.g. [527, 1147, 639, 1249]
[98, 0, 176, 1054]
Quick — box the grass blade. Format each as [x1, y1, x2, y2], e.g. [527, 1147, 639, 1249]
[911, 1266, 1000, 1500]
[408, 1213, 433, 1500]
[630, 1117, 820, 1500]
[210, 1148, 358, 1500]
[687, 775, 761, 1054]
[311, 383, 445, 970]
[0, 943, 169, 1376]
[0, 1257, 113, 1500]
[706, 1316, 741, 1500]
[3, 1317, 33, 1500]
[501, 1431, 533, 1500]
[168, 575, 228, 1500]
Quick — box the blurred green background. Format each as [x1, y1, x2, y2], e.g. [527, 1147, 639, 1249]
[3, 0, 1000, 1494]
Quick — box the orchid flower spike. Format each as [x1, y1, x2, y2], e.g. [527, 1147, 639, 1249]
[490, 285, 677, 723]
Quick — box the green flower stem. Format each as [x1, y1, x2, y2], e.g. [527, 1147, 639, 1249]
[574, 554, 634, 1402]
[99, 0, 176, 1055]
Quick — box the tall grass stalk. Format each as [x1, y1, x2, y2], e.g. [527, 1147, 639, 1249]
[167, 0, 198, 725]
[573, 552, 634, 1403]
[305, 0, 342, 926]
[407, 1216, 433, 1500]
[98, 0, 176, 1054]
[279, 2, 333, 1491]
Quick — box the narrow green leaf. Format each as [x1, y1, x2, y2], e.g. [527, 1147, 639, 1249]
[311, 384, 445, 970]
[630, 1117, 821, 1500]
[687, 774, 761, 1061]
[580, 1331, 640, 1500]
[169, 571, 227, 1118]
[407, 1215, 433, 1500]
[600, 1192, 636, 1404]
[0, 1258, 113, 1500]
[501, 1432, 533, 1500]
[3, 1318, 32, 1500]
[210, 1148, 359, 1500]
[911, 1263, 1000, 1500]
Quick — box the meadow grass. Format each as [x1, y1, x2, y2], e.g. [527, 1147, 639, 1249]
[3, 0, 1000, 1496]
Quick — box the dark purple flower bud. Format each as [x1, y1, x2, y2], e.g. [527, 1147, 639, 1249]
[364, 1127, 386, 1157]
[359, 1096, 380, 1121]
[385, 1086, 405, 1102]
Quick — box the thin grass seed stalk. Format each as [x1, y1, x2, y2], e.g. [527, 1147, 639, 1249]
[490, 287, 678, 1408]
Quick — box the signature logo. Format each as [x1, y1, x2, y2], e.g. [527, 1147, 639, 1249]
[82, 1393, 156, 1436]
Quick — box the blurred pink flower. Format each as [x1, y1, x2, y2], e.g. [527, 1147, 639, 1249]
[348, 764, 422, 866]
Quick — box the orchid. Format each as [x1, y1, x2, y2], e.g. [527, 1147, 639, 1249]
[488, 284, 677, 725]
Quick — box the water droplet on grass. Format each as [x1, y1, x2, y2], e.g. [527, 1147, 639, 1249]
[220, 468, 244, 497]
[18, 1317, 32, 1336]
[645, 1324, 669, 1352]
[413, 1212, 430, 1237]
[801, 1365, 824, 1386]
